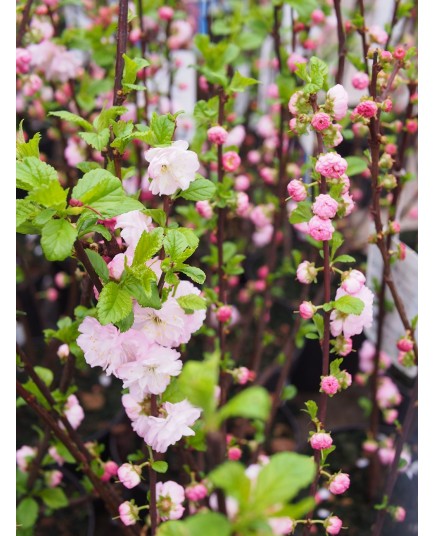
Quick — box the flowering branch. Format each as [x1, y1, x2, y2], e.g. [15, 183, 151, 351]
[333, 0, 347, 84]
[16, 0, 34, 47]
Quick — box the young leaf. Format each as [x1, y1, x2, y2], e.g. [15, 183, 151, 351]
[122, 54, 150, 90]
[97, 282, 133, 324]
[217, 386, 271, 423]
[133, 228, 164, 266]
[49, 110, 93, 131]
[176, 264, 206, 285]
[39, 488, 68, 509]
[79, 129, 110, 151]
[17, 157, 58, 191]
[16, 127, 41, 159]
[16, 497, 38, 529]
[177, 294, 207, 314]
[151, 461, 168, 474]
[333, 255, 356, 264]
[143, 208, 167, 227]
[281, 384, 298, 401]
[179, 177, 216, 201]
[329, 358, 343, 376]
[164, 230, 189, 260]
[85, 249, 109, 283]
[208, 462, 251, 506]
[28, 180, 67, 210]
[289, 201, 312, 224]
[228, 71, 259, 93]
[41, 219, 77, 261]
[334, 295, 364, 315]
[304, 400, 318, 420]
[345, 156, 368, 177]
[312, 313, 324, 339]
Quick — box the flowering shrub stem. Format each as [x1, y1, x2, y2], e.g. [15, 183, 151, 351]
[357, 0, 370, 74]
[113, 0, 129, 107]
[333, 0, 346, 84]
[16, 0, 34, 47]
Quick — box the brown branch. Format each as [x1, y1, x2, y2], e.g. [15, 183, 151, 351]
[385, 0, 401, 50]
[74, 240, 103, 294]
[16, 0, 34, 47]
[333, 0, 347, 84]
[113, 0, 129, 107]
[357, 0, 370, 75]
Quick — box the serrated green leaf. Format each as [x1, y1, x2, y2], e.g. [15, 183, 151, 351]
[228, 71, 259, 93]
[16, 127, 41, 159]
[148, 113, 176, 146]
[334, 295, 364, 315]
[133, 228, 164, 265]
[93, 106, 128, 131]
[97, 282, 132, 324]
[41, 219, 77, 261]
[164, 230, 188, 261]
[123, 277, 161, 309]
[49, 110, 93, 131]
[208, 462, 251, 506]
[179, 177, 216, 201]
[176, 265, 206, 284]
[218, 386, 271, 424]
[304, 400, 318, 420]
[28, 180, 67, 210]
[85, 249, 109, 283]
[79, 129, 110, 151]
[16, 199, 41, 229]
[122, 54, 150, 90]
[177, 294, 207, 314]
[289, 200, 312, 224]
[39, 488, 68, 509]
[16, 497, 38, 528]
[17, 157, 58, 191]
[143, 208, 167, 227]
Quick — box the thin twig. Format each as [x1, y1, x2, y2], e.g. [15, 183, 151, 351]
[16, 0, 34, 47]
[333, 0, 347, 84]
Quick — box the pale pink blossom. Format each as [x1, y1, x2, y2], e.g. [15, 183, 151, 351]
[256, 115, 276, 138]
[296, 261, 318, 284]
[327, 85, 348, 120]
[315, 152, 348, 178]
[143, 400, 201, 453]
[329, 473, 350, 494]
[49, 446, 64, 466]
[107, 253, 133, 280]
[132, 299, 186, 348]
[369, 25, 388, 45]
[321, 376, 340, 395]
[268, 517, 294, 534]
[207, 126, 228, 145]
[352, 72, 370, 90]
[342, 192, 355, 216]
[156, 481, 185, 521]
[312, 112, 332, 131]
[383, 408, 399, 424]
[100, 460, 119, 482]
[287, 53, 307, 72]
[63, 394, 84, 429]
[145, 141, 200, 196]
[117, 463, 142, 489]
[312, 194, 338, 219]
[119, 501, 139, 526]
[222, 151, 241, 172]
[16, 446, 37, 472]
[378, 446, 395, 465]
[57, 343, 70, 359]
[225, 125, 246, 147]
[376, 377, 402, 409]
[299, 301, 315, 319]
[287, 179, 307, 201]
[394, 506, 406, 522]
[310, 432, 333, 450]
[236, 192, 250, 217]
[288, 91, 303, 115]
[115, 210, 153, 251]
[235, 174, 250, 191]
[325, 515, 343, 534]
[196, 200, 213, 219]
[64, 137, 85, 167]
[172, 281, 206, 343]
[23, 74, 42, 96]
[308, 215, 334, 241]
[334, 336, 353, 357]
[46, 470, 63, 488]
[330, 285, 374, 338]
[341, 270, 366, 294]
[250, 205, 273, 228]
[354, 100, 378, 119]
[233, 367, 251, 385]
[16, 48, 32, 74]
[253, 224, 274, 247]
[168, 20, 193, 49]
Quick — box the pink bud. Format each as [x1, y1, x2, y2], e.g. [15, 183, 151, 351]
[310, 432, 333, 450]
[393, 46, 406, 60]
[117, 463, 141, 489]
[394, 506, 406, 522]
[158, 6, 174, 21]
[57, 344, 70, 359]
[328, 473, 350, 495]
[234, 174, 250, 191]
[196, 200, 213, 219]
[341, 270, 366, 294]
[257, 266, 269, 280]
[69, 198, 83, 207]
[299, 301, 315, 319]
[222, 151, 241, 172]
[216, 305, 232, 323]
[287, 179, 307, 201]
[406, 119, 418, 134]
[207, 125, 228, 145]
[383, 99, 393, 112]
[325, 515, 343, 534]
[352, 72, 370, 90]
[321, 376, 340, 396]
[311, 9, 325, 24]
[185, 483, 208, 501]
[311, 112, 332, 132]
[296, 261, 318, 284]
[228, 446, 242, 461]
[119, 501, 139, 526]
[46, 288, 59, 302]
[46, 470, 63, 488]
[381, 50, 393, 62]
[354, 100, 378, 119]
[397, 337, 413, 352]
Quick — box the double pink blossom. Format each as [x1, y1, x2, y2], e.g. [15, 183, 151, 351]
[312, 194, 338, 219]
[328, 473, 350, 494]
[308, 215, 334, 241]
[310, 432, 333, 450]
[222, 151, 241, 172]
[315, 153, 348, 178]
[311, 112, 332, 131]
[117, 463, 142, 489]
[327, 85, 348, 120]
[287, 179, 307, 201]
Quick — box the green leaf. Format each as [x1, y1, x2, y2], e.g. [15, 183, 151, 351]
[76, 161, 101, 173]
[281, 384, 298, 401]
[122, 277, 161, 309]
[345, 156, 368, 176]
[334, 295, 364, 315]
[72, 169, 143, 218]
[333, 255, 356, 264]
[151, 461, 168, 473]
[285, 0, 317, 19]
[179, 177, 217, 201]
[304, 400, 318, 420]
[41, 219, 77, 261]
[115, 309, 135, 332]
[252, 452, 316, 508]
[148, 113, 176, 146]
[177, 294, 207, 314]
[28, 180, 67, 209]
[228, 71, 259, 93]
[79, 129, 110, 151]
[122, 54, 150, 90]
[218, 386, 271, 424]
[176, 265, 206, 285]
[329, 358, 343, 376]
[209, 462, 251, 505]
[313, 313, 324, 339]
[164, 230, 189, 260]
[185, 512, 231, 536]
[97, 282, 133, 324]
[49, 110, 93, 131]
[16, 126, 41, 159]
[309, 56, 329, 89]
[93, 106, 128, 131]
[331, 232, 344, 259]
[39, 488, 68, 509]
[16, 497, 38, 528]
[289, 200, 312, 224]
[16, 199, 41, 229]
[34, 366, 53, 386]
[17, 157, 58, 191]
[85, 249, 109, 283]
[143, 208, 167, 228]
[157, 522, 189, 536]
[133, 228, 164, 265]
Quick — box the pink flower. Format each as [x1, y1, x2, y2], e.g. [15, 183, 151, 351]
[394, 506, 406, 522]
[168, 20, 193, 49]
[376, 377, 402, 409]
[225, 125, 246, 147]
[63, 394, 84, 429]
[216, 305, 232, 323]
[308, 215, 334, 241]
[195, 200, 213, 219]
[334, 336, 353, 357]
[222, 151, 241, 172]
[311, 9, 325, 24]
[115, 210, 152, 251]
[46, 470, 63, 488]
[119, 501, 139, 526]
[207, 126, 228, 145]
[312, 194, 338, 219]
[330, 285, 374, 338]
[341, 192, 355, 216]
[235, 174, 250, 191]
[378, 446, 395, 465]
[299, 301, 316, 319]
[16, 446, 37, 472]
[310, 432, 333, 450]
[383, 408, 398, 424]
[406, 119, 418, 134]
[287, 53, 307, 73]
[288, 90, 303, 115]
[16, 48, 32, 74]
[327, 85, 348, 120]
[383, 99, 393, 112]
[143, 400, 201, 453]
[321, 376, 340, 396]
[315, 153, 348, 178]
[268, 517, 294, 534]
[145, 141, 199, 196]
[158, 6, 174, 20]
[393, 46, 406, 60]
[156, 481, 185, 521]
[228, 446, 242, 461]
[49, 446, 64, 466]
[233, 367, 251, 385]
[185, 483, 208, 501]
[325, 515, 343, 534]
[236, 192, 250, 217]
[101, 460, 119, 482]
[117, 463, 142, 489]
[369, 25, 388, 45]
[329, 473, 350, 495]
[296, 261, 318, 284]
[287, 180, 307, 201]
[57, 343, 70, 359]
[312, 112, 332, 132]
[352, 72, 370, 90]
[341, 270, 366, 294]
[355, 100, 378, 119]
[397, 337, 413, 352]
[253, 224, 274, 247]
[250, 205, 273, 228]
